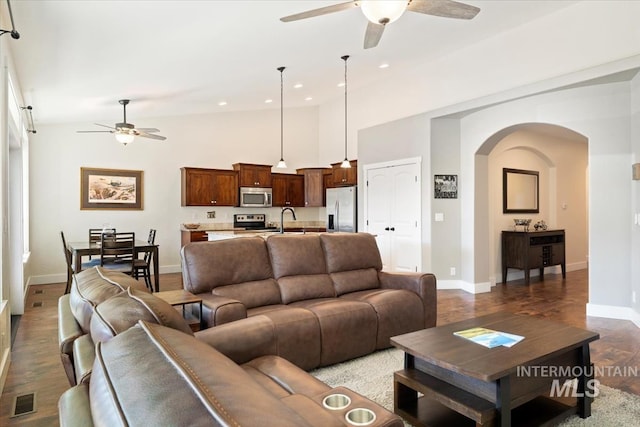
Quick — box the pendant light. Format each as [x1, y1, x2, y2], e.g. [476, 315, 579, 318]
[276, 66, 287, 169]
[340, 55, 351, 168]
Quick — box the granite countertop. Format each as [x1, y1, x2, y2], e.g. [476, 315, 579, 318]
[181, 221, 325, 232]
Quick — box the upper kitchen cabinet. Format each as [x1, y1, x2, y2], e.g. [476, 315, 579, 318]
[181, 167, 238, 206]
[272, 173, 304, 207]
[233, 163, 272, 188]
[297, 167, 331, 207]
[330, 160, 358, 186]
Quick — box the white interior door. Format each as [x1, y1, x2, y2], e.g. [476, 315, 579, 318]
[365, 160, 421, 272]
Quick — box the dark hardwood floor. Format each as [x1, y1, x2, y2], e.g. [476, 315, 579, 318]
[0, 269, 638, 426]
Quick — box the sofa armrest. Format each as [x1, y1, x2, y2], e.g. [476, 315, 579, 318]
[200, 294, 248, 327]
[194, 315, 277, 364]
[378, 271, 437, 328]
[58, 294, 84, 356]
[59, 384, 94, 427]
[72, 334, 95, 385]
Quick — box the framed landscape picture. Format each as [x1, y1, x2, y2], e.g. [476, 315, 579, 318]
[80, 167, 143, 210]
[434, 174, 458, 199]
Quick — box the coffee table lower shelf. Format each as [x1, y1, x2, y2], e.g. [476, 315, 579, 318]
[394, 369, 578, 427]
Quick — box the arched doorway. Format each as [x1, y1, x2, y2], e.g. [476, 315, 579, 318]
[476, 123, 588, 285]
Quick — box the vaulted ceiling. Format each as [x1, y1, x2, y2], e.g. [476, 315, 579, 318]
[6, 0, 578, 126]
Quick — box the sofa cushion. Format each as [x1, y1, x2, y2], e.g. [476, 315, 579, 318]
[267, 235, 335, 303]
[90, 322, 315, 427]
[70, 266, 148, 333]
[181, 238, 281, 306]
[91, 288, 194, 343]
[212, 278, 281, 309]
[341, 288, 425, 349]
[266, 234, 327, 278]
[320, 233, 383, 273]
[330, 268, 380, 296]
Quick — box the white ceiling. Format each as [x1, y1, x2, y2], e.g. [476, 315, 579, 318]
[6, 0, 579, 127]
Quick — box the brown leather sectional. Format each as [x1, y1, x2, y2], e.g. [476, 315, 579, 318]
[57, 266, 404, 426]
[181, 232, 437, 369]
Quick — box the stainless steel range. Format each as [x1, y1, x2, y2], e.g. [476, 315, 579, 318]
[233, 214, 277, 231]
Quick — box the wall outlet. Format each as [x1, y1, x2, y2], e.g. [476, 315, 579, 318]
[450, 267, 456, 276]
[207, 211, 216, 219]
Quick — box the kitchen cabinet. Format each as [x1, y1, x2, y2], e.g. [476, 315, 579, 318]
[233, 163, 272, 188]
[181, 230, 208, 247]
[330, 160, 358, 186]
[181, 167, 238, 206]
[501, 229, 566, 285]
[297, 167, 331, 207]
[272, 173, 304, 207]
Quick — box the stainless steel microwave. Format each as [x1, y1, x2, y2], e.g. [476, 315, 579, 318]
[239, 187, 272, 207]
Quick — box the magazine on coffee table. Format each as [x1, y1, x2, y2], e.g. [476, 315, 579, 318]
[454, 327, 524, 348]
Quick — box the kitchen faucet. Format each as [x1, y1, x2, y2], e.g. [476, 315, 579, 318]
[280, 207, 296, 233]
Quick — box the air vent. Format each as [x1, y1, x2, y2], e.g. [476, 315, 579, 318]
[34, 289, 43, 294]
[32, 301, 43, 308]
[10, 392, 37, 417]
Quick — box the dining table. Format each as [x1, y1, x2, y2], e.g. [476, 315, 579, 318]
[67, 240, 160, 292]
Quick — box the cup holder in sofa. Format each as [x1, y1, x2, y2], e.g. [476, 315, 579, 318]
[322, 393, 351, 410]
[345, 408, 376, 426]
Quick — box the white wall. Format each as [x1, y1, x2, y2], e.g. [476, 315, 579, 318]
[29, 106, 321, 284]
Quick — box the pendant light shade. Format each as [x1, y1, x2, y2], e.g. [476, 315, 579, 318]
[341, 55, 351, 169]
[276, 66, 287, 169]
[115, 132, 134, 145]
[361, 0, 408, 25]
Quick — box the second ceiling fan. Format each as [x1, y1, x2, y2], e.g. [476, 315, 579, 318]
[281, 0, 480, 49]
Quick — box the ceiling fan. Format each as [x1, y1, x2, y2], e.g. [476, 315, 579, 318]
[77, 99, 166, 145]
[281, 0, 480, 49]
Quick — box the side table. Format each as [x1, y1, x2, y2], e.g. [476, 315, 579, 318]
[155, 290, 203, 331]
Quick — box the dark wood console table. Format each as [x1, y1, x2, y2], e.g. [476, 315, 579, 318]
[502, 229, 566, 285]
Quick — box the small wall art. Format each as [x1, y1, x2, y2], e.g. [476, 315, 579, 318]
[434, 174, 458, 199]
[80, 167, 143, 210]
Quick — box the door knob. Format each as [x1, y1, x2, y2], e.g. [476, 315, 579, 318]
[390, 227, 395, 231]
[384, 227, 390, 231]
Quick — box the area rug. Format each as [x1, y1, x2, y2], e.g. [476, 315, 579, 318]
[311, 349, 640, 426]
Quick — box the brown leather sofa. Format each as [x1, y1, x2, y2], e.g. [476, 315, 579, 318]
[181, 232, 437, 370]
[58, 270, 404, 427]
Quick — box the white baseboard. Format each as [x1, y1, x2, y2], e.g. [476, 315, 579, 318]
[586, 303, 640, 328]
[0, 300, 11, 396]
[438, 280, 491, 294]
[28, 264, 183, 285]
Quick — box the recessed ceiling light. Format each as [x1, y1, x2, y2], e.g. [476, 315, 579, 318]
[337, 82, 345, 87]
[305, 96, 313, 101]
[218, 101, 227, 106]
[265, 99, 273, 104]
[294, 83, 303, 89]
[379, 63, 390, 69]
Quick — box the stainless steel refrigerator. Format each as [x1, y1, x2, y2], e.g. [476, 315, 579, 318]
[326, 186, 357, 232]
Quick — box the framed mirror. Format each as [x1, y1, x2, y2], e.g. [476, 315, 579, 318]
[503, 168, 539, 213]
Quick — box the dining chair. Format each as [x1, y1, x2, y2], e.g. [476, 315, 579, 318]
[89, 227, 116, 261]
[133, 229, 156, 292]
[60, 231, 99, 294]
[100, 231, 135, 276]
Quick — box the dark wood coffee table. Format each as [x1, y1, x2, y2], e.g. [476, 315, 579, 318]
[391, 312, 599, 427]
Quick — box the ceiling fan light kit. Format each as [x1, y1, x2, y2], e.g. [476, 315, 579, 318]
[276, 66, 287, 169]
[361, 0, 407, 25]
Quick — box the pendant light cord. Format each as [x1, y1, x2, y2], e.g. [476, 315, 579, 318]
[342, 55, 349, 162]
[278, 66, 285, 162]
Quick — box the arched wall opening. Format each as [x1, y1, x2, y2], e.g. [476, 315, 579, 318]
[477, 123, 588, 285]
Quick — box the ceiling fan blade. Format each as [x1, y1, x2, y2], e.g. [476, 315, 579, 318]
[408, 0, 480, 20]
[94, 123, 116, 130]
[135, 128, 160, 133]
[281, 1, 357, 22]
[364, 21, 385, 49]
[135, 131, 166, 141]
